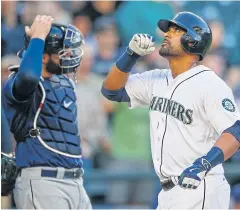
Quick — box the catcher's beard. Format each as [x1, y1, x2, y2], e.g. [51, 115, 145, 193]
[46, 58, 62, 75]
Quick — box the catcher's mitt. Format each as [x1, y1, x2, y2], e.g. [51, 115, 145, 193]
[1, 152, 19, 196]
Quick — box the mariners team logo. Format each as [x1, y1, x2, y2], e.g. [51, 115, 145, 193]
[222, 98, 235, 112]
[149, 96, 193, 124]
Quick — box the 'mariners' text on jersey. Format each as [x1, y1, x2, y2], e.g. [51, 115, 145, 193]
[149, 96, 193, 124]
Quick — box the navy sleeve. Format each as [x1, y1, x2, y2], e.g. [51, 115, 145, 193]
[3, 74, 30, 105]
[101, 85, 130, 102]
[13, 38, 45, 101]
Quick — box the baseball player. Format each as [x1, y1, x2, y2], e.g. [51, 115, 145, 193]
[2, 15, 91, 209]
[101, 11, 240, 209]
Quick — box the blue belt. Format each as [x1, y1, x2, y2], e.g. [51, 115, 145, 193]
[41, 168, 83, 179]
[19, 168, 83, 179]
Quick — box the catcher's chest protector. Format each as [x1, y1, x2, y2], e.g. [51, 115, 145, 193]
[36, 75, 82, 156]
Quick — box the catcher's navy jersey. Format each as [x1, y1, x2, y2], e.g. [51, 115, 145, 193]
[2, 73, 83, 169]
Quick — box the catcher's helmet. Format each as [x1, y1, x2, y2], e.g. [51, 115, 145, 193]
[158, 12, 212, 61]
[18, 23, 85, 74]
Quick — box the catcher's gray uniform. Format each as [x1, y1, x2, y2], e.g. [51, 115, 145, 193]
[14, 167, 91, 209]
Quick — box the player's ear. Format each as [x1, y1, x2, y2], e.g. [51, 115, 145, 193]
[42, 53, 50, 65]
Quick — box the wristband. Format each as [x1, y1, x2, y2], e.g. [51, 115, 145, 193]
[195, 147, 224, 173]
[116, 47, 140, 73]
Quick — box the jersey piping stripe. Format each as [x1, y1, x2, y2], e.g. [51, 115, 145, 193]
[202, 179, 206, 209]
[159, 70, 211, 179]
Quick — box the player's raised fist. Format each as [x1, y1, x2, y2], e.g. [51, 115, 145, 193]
[25, 15, 54, 40]
[129, 34, 155, 56]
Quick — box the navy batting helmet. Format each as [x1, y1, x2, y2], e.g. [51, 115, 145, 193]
[18, 23, 85, 74]
[158, 12, 212, 61]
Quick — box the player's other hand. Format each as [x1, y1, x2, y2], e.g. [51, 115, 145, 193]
[178, 158, 210, 190]
[129, 34, 155, 56]
[25, 15, 54, 40]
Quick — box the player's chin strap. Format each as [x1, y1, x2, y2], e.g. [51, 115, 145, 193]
[27, 77, 82, 158]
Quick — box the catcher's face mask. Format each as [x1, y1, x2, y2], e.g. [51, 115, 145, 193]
[58, 25, 85, 74]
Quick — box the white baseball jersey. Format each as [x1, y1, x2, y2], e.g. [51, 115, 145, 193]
[125, 65, 240, 181]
